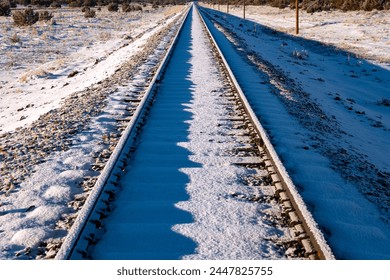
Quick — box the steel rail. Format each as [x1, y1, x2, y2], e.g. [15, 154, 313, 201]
[196, 4, 335, 260]
[55, 5, 192, 260]
[55, 3, 335, 260]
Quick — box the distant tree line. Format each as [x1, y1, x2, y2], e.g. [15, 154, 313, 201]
[1, 0, 389, 16]
[1, 0, 188, 14]
[208, 0, 389, 12]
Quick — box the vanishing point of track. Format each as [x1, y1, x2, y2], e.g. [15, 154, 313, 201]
[55, 4, 334, 260]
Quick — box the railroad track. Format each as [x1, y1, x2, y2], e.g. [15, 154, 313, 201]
[55, 4, 334, 260]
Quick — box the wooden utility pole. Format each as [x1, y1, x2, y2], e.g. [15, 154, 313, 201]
[243, 0, 246, 19]
[295, 0, 299, 34]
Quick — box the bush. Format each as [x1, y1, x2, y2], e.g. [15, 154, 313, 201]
[122, 3, 143, 12]
[361, 0, 383, 11]
[0, 0, 11, 16]
[38, 10, 53, 21]
[270, 0, 389, 12]
[340, 0, 360, 11]
[31, 0, 51, 6]
[10, 33, 21, 43]
[269, 0, 291, 9]
[133, 4, 142, 11]
[303, 0, 331, 13]
[83, 0, 96, 7]
[83, 7, 96, 18]
[50, 1, 61, 8]
[122, 2, 130, 12]
[68, 0, 82, 7]
[12, 8, 39, 26]
[17, 0, 31, 6]
[107, 2, 118, 11]
[96, 0, 108, 6]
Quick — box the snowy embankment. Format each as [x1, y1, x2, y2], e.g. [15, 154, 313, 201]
[0, 5, 186, 259]
[199, 5, 390, 259]
[0, 6, 183, 133]
[213, 4, 390, 66]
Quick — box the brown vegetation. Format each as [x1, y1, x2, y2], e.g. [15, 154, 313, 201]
[83, 6, 96, 17]
[3, 0, 388, 15]
[0, 0, 11, 16]
[107, 2, 118, 11]
[38, 10, 53, 21]
[301, 0, 388, 12]
[12, 8, 39, 26]
[122, 3, 143, 12]
[211, 0, 389, 11]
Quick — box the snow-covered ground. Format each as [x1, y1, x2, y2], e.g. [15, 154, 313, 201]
[207, 4, 390, 66]
[0, 5, 183, 133]
[199, 4, 390, 259]
[0, 4, 187, 259]
[0, 3, 389, 260]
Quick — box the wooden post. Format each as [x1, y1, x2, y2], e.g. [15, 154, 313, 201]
[295, 0, 299, 34]
[227, 2, 229, 14]
[218, 0, 220, 11]
[243, 0, 246, 19]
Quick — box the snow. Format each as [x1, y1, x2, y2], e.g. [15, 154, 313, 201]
[10, 228, 47, 248]
[0, 5, 186, 259]
[90, 7, 291, 260]
[1, 3, 389, 260]
[220, 5, 390, 66]
[199, 5, 390, 259]
[0, 6, 182, 133]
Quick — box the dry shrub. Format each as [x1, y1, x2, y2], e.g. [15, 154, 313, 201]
[361, 0, 383, 11]
[99, 31, 111, 41]
[10, 33, 21, 43]
[38, 10, 53, 21]
[303, 0, 332, 13]
[340, 0, 360, 11]
[107, 2, 118, 12]
[133, 4, 143, 11]
[122, 3, 143, 12]
[83, 7, 96, 18]
[83, 0, 96, 7]
[122, 3, 130, 12]
[12, 8, 39, 26]
[18, 0, 31, 6]
[301, 0, 388, 12]
[69, 0, 83, 7]
[0, 0, 11, 16]
[50, 2, 62, 8]
[269, 0, 291, 9]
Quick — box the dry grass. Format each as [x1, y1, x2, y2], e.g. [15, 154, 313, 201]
[164, 5, 185, 17]
[99, 31, 111, 41]
[0, 0, 10, 17]
[10, 33, 20, 44]
[12, 8, 39, 26]
[84, 8, 96, 18]
[38, 11, 54, 22]
[19, 68, 51, 82]
[1, 4, 184, 84]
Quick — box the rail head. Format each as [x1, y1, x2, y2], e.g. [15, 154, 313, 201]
[55, 4, 193, 260]
[196, 4, 335, 260]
